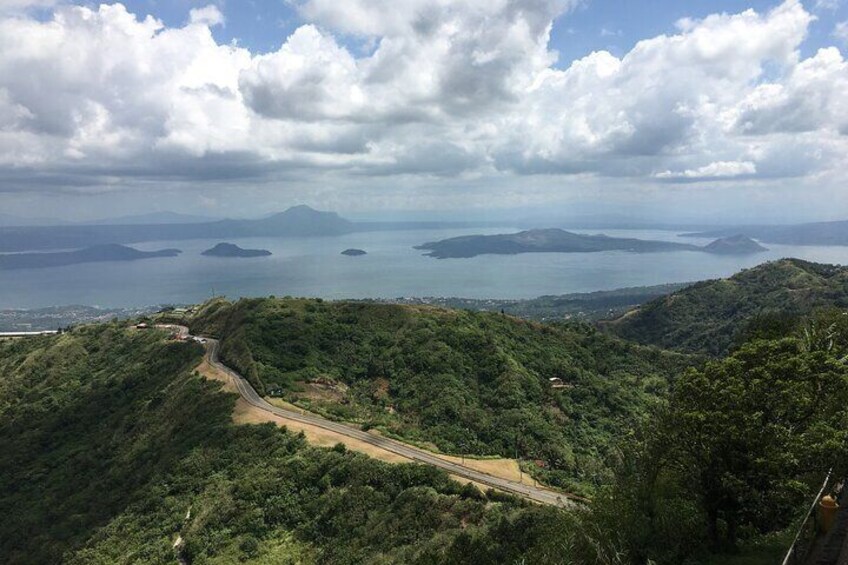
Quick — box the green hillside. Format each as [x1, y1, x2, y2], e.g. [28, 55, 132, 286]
[605, 259, 848, 355]
[190, 297, 692, 494]
[3, 285, 845, 564]
[598, 329, 848, 564]
[0, 324, 599, 564]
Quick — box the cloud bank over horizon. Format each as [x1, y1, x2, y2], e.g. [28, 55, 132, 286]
[0, 0, 847, 220]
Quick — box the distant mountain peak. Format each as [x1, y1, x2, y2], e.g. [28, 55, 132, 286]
[263, 205, 344, 221]
[277, 204, 326, 215]
[253, 205, 353, 235]
[703, 234, 767, 255]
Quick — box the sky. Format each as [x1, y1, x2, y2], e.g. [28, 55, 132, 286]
[1, 0, 847, 223]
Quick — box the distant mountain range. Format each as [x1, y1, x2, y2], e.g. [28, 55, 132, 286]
[0, 205, 354, 253]
[415, 229, 766, 258]
[682, 219, 848, 246]
[0, 213, 68, 227]
[0, 205, 518, 253]
[3, 204, 845, 254]
[0, 244, 181, 270]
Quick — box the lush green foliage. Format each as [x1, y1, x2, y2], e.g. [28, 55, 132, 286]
[192, 297, 691, 494]
[6, 261, 848, 564]
[594, 334, 848, 563]
[0, 326, 212, 563]
[607, 259, 848, 355]
[0, 325, 607, 564]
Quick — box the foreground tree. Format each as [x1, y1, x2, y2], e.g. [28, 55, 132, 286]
[672, 339, 848, 547]
[602, 337, 848, 562]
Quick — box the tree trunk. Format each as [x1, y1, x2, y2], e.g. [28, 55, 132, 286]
[727, 517, 738, 551]
[707, 507, 720, 549]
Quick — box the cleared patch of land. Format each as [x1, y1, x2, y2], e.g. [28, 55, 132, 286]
[440, 455, 534, 486]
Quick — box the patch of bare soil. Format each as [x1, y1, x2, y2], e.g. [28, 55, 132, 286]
[292, 377, 349, 403]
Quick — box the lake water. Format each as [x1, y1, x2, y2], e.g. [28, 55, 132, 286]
[3, 227, 848, 309]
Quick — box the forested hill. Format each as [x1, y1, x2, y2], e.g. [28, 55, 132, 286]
[3, 290, 846, 564]
[190, 297, 692, 494]
[0, 324, 594, 564]
[605, 258, 848, 355]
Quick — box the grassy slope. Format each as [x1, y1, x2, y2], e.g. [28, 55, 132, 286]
[0, 324, 588, 565]
[605, 259, 848, 355]
[191, 297, 692, 494]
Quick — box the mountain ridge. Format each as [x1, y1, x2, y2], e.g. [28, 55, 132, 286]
[0, 205, 355, 252]
[604, 258, 848, 355]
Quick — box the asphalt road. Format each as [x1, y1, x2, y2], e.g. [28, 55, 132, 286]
[160, 324, 579, 508]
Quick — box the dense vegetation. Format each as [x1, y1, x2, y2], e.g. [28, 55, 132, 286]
[0, 324, 604, 564]
[5, 260, 848, 564]
[597, 308, 848, 563]
[191, 297, 692, 494]
[606, 259, 848, 355]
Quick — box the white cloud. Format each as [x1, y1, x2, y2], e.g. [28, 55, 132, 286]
[655, 161, 757, 180]
[732, 47, 848, 135]
[0, 0, 845, 204]
[815, 0, 840, 11]
[240, 25, 364, 121]
[836, 20, 848, 43]
[189, 5, 225, 27]
[491, 0, 818, 176]
[255, 0, 574, 123]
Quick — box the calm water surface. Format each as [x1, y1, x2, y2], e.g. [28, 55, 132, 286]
[3, 227, 848, 308]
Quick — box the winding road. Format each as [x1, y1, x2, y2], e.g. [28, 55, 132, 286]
[162, 324, 580, 508]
